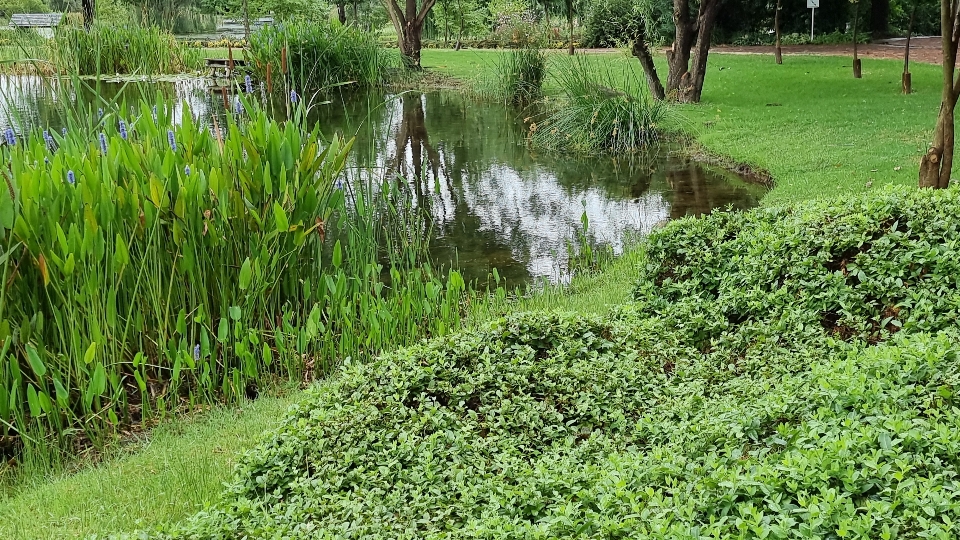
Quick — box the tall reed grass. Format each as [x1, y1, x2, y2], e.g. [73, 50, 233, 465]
[0, 95, 470, 466]
[248, 21, 387, 96]
[49, 26, 204, 75]
[494, 46, 546, 106]
[529, 57, 674, 154]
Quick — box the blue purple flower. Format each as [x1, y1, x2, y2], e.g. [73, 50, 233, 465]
[193, 344, 200, 361]
[234, 98, 243, 115]
[184, 165, 191, 176]
[167, 130, 177, 152]
[99, 132, 108, 154]
[67, 170, 75, 184]
[152, 105, 158, 121]
[118, 120, 128, 140]
[290, 89, 298, 104]
[61, 127, 67, 137]
[97, 108, 103, 119]
[245, 75, 253, 94]
[3, 128, 15, 147]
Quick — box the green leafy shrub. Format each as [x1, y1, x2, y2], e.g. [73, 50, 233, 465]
[133, 185, 960, 538]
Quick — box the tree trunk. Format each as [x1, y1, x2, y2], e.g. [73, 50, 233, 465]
[774, 0, 782, 64]
[384, 0, 438, 69]
[919, 0, 960, 189]
[902, 0, 917, 94]
[631, 38, 666, 100]
[567, 0, 575, 55]
[680, 0, 721, 103]
[337, 3, 347, 24]
[852, 2, 862, 78]
[82, 0, 95, 30]
[665, 0, 695, 94]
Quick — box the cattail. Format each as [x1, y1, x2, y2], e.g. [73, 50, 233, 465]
[167, 130, 177, 152]
[266, 63, 273, 93]
[281, 47, 288, 74]
[3, 128, 15, 147]
[118, 120, 128, 140]
[245, 75, 253, 94]
[67, 170, 75, 184]
[99, 132, 108, 154]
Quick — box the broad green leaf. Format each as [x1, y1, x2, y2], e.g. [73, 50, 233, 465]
[239, 257, 252, 290]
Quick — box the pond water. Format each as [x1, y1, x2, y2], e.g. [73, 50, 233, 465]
[0, 76, 765, 286]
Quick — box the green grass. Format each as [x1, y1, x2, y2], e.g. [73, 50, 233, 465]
[421, 49, 941, 205]
[0, 388, 296, 540]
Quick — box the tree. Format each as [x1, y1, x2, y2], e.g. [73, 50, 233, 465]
[902, 0, 918, 94]
[851, 0, 862, 78]
[564, 0, 575, 54]
[82, 0, 95, 28]
[383, 0, 437, 68]
[629, 0, 724, 103]
[918, 0, 960, 188]
[773, 0, 782, 64]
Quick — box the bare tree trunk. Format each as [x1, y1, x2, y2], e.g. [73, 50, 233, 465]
[384, 0, 438, 68]
[681, 0, 722, 102]
[774, 0, 783, 64]
[631, 39, 666, 100]
[82, 0, 95, 30]
[665, 0, 695, 94]
[243, 0, 251, 42]
[566, 0, 575, 55]
[852, 2, 862, 78]
[902, 0, 918, 93]
[919, 0, 960, 189]
[337, 3, 347, 24]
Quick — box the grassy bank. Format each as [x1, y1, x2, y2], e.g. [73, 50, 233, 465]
[421, 49, 941, 205]
[0, 248, 643, 540]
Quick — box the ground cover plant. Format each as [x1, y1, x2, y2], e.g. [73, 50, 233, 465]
[0, 94, 473, 465]
[119, 184, 960, 539]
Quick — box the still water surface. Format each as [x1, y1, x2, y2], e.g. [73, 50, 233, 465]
[0, 76, 765, 285]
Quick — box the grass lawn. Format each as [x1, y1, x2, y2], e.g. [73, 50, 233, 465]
[421, 49, 942, 206]
[0, 248, 643, 539]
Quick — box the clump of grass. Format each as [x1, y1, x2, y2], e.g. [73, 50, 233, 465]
[494, 46, 546, 106]
[529, 56, 673, 154]
[49, 25, 203, 75]
[248, 20, 387, 95]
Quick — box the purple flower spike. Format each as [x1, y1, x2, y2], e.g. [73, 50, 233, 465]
[62, 127, 67, 137]
[97, 108, 104, 119]
[290, 89, 298, 104]
[3, 128, 15, 147]
[334, 179, 344, 190]
[99, 132, 108, 154]
[67, 170, 76, 184]
[167, 130, 177, 152]
[118, 120, 128, 140]
[193, 344, 200, 361]
[245, 75, 253, 94]
[152, 105, 158, 121]
[234, 98, 243, 115]
[184, 165, 191, 176]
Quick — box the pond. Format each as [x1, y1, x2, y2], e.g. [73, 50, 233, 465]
[0, 76, 766, 286]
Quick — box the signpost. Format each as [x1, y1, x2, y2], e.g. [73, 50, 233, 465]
[808, 0, 819, 41]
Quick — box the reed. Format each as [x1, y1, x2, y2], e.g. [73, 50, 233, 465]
[0, 94, 470, 465]
[247, 20, 387, 95]
[494, 46, 546, 106]
[529, 56, 674, 154]
[48, 25, 204, 75]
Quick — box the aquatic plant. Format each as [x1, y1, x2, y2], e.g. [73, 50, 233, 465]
[49, 25, 203, 76]
[0, 96, 471, 466]
[248, 20, 387, 95]
[530, 56, 673, 154]
[494, 45, 546, 106]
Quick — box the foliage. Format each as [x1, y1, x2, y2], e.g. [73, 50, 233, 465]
[529, 56, 672, 154]
[124, 184, 960, 539]
[431, 0, 488, 42]
[0, 95, 471, 462]
[247, 20, 387, 94]
[581, 0, 673, 47]
[0, 0, 48, 16]
[196, 0, 323, 19]
[49, 25, 204, 75]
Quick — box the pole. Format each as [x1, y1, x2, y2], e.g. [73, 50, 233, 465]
[810, 8, 815, 41]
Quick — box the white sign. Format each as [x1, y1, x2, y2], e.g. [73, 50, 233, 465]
[807, 0, 819, 8]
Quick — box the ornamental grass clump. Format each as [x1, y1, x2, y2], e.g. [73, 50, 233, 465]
[147, 185, 960, 539]
[49, 25, 203, 75]
[0, 96, 471, 464]
[494, 45, 546, 106]
[530, 56, 673, 154]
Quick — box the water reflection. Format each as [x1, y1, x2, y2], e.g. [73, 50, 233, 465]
[0, 76, 765, 285]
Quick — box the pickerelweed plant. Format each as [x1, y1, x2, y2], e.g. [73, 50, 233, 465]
[0, 94, 471, 466]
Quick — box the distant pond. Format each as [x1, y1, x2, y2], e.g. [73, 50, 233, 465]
[0, 75, 766, 286]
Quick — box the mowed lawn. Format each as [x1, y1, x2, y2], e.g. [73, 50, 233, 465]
[422, 48, 942, 205]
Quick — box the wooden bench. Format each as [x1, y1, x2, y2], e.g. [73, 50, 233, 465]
[206, 58, 247, 79]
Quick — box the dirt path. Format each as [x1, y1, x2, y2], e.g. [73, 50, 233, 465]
[578, 37, 943, 64]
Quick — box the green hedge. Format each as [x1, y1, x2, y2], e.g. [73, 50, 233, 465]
[130, 186, 960, 539]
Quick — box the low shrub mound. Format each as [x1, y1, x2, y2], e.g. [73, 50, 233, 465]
[149, 186, 960, 539]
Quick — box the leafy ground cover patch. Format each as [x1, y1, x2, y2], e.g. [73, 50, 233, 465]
[121, 185, 960, 539]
